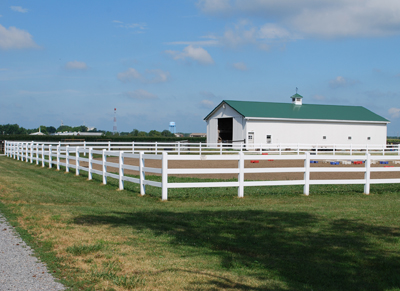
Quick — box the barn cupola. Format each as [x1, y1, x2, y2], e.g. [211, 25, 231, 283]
[290, 89, 303, 105]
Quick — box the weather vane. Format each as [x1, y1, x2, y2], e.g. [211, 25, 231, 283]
[296, 87, 298, 94]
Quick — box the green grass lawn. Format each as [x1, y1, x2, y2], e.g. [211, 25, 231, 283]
[1, 156, 400, 290]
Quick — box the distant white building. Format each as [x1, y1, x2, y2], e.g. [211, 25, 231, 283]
[53, 132, 103, 136]
[204, 94, 389, 146]
[190, 133, 207, 138]
[29, 128, 45, 136]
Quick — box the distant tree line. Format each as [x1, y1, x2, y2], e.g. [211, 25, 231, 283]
[0, 124, 98, 135]
[0, 124, 184, 137]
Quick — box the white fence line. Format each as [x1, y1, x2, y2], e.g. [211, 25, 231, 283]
[3, 141, 400, 201]
[3, 140, 400, 156]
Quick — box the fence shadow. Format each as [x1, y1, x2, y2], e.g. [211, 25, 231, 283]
[74, 210, 400, 290]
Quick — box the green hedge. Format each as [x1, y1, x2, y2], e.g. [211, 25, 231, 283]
[0, 134, 206, 143]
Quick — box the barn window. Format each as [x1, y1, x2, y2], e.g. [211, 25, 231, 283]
[323, 136, 326, 139]
[266, 135, 272, 144]
[348, 136, 352, 140]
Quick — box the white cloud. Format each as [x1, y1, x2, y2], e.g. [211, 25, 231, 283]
[124, 89, 158, 100]
[113, 20, 146, 33]
[313, 94, 326, 101]
[146, 69, 170, 83]
[232, 62, 248, 71]
[117, 68, 170, 83]
[178, 21, 298, 51]
[117, 68, 141, 82]
[329, 76, 359, 88]
[388, 107, 400, 118]
[200, 91, 217, 98]
[200, 99, 215, 109]
[10, 6, 28, 13]
[65, 61, 87, 70]
[166, 40, 219, 46]
[0, 24, 39, 50]
[166, 45, 214, 65]
[197, 0, 400, 38]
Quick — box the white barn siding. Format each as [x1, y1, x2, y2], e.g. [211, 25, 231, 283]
[206, 118, 218, 144]
[246, 119, 387, 145]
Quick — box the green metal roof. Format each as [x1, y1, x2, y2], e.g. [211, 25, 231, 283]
[204, 100, 389, 123]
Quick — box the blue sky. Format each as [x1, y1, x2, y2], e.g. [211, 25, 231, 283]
[1, 0, 400, 136]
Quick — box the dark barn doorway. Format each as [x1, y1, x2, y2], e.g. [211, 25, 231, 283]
[218, 118, 233, 144]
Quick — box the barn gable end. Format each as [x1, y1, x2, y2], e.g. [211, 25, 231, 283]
[204, 97, 389, 146]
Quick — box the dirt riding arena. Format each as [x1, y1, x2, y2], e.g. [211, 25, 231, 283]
[74, 156, 400, 181]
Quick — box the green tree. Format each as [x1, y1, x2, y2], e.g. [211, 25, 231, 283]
[46, 126, 57, 134]
[39, 125, 48, 134]
[131, 129, 139, 136]
[148, 130, 161, 137]
[161, 129, 174, 137]
[137, 131, 147, 137]
[57, 125, 72, 132]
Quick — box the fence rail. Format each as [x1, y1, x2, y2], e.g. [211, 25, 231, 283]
[4, 141, 400, 200]
[3, 140, 400, 156]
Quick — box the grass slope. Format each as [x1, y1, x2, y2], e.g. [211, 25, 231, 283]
[1, 157, 400, 290]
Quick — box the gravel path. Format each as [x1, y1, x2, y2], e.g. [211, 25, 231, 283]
[0, 213, 66, 291]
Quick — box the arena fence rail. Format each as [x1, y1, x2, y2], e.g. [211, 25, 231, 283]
[4, 141, 400, 201]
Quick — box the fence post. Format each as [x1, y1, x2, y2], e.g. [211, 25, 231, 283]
[108, 141, 111, 151]
[155, 142, 158, 155]
[41, 145, 45, 167]
[238, 152, 244, 198]
[279, 144, 281, 155]
[398, 144, 400, 156]
[178, 142, 181, 155]
[304, 152, 310, 195]
[139, 152, 145, 195]
[17, 142, 21, 161]
[49, 145, 52, 169]
[102, 149, 107, 185]
[132, 141, 135, 153]
[88, 147, 93, 180]
[25, 142, 28, 162]
[364, 154, 371, 195]
[36, 143, 39, 165]
[84, 141, 87, 156]
[56, 145, 60, 170]
[199, 142, 202, 155]
[30, 142, 34, 163]
[162, 152, 168, 201]
[350, 144, 352, 155]
[76, 147, 80, 176]
[66, 145, 70, 173]
[119, 151, 124, 190]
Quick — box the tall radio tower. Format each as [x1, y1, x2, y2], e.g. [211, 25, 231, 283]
[113, 108, 118, 135]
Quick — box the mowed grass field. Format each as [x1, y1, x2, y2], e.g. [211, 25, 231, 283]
[1, 157, 400, 290]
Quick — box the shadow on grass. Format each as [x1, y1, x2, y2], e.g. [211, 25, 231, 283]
[74, 210, 400, 290]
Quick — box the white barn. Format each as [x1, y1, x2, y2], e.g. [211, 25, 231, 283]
[204, 94, 389, 146]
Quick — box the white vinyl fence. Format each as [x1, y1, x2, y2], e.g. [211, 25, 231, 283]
[4, 140, 400, 156]
[4, 141, 400, 201]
